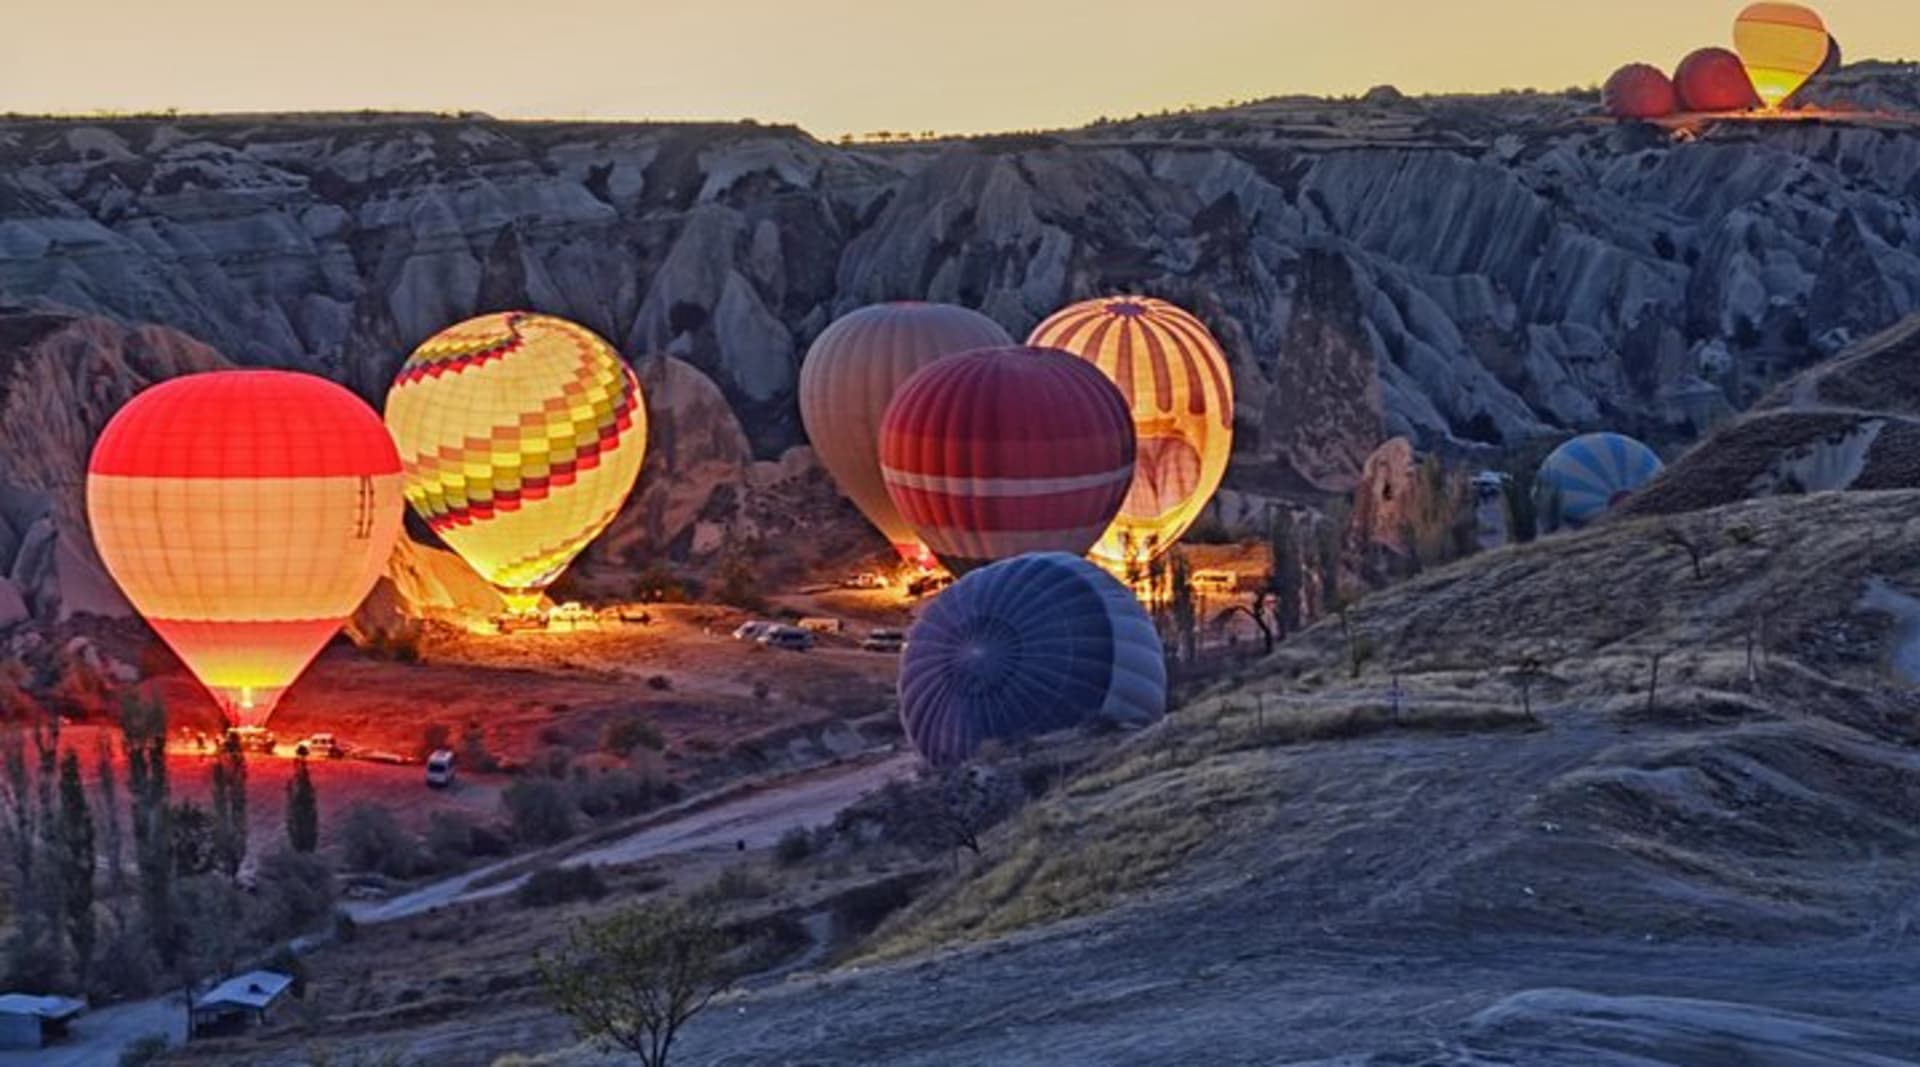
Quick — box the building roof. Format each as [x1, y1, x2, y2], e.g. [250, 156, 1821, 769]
[0, 993, 86, 1020]
[193, 970, 293, 1012]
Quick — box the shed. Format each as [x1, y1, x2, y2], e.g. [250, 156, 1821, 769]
[0, 993, 86, 1050]
[190, 970, 293, 1039]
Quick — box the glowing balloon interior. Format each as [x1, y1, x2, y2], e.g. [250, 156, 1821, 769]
[1734, 2, 1830, 109]
[87, 371, 405, 727]
[898, 552, 1166, 767]
[879, 346, 1136, 575]
[799, 302, 1012, 571]
[1027, 297, 1233, 573]
[385, 312, 646, 613]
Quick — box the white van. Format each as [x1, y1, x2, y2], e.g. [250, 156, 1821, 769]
[425, 749, 456, 789]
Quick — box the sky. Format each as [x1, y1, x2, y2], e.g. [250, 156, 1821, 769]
[4, 1, 1914, 138]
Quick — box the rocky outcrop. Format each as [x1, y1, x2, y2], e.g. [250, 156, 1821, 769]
[1622, 314, 1920, 518]
[3, 78, 1916, 491]
[589, 354, 753, 567]
[1259, 249, 1383, 490]
[0, 311, 224, 623]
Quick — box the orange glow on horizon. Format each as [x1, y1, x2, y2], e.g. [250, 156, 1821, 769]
[4, 2, 1915, 139]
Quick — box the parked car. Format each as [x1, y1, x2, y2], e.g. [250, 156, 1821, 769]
[732, 620, 776, 641]
[841, 572, 888, 590]
[425, 749, 456, 788]
[294, 733, 342, 759]
[797, 616, 843, 634]
[224, 726, 277, 755]
[495, 613, 545, 634]
[1191, 569, 1239, 593]
[757, 626, 815, 651]
[906, 574, 953, 598]
[860, 628, 907, 653]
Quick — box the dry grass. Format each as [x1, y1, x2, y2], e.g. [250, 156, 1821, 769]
[859, 492, 1920, 961]
[864, 754, 1268, 961]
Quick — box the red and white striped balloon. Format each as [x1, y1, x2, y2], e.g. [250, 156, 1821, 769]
[879, 346, 1136, 574]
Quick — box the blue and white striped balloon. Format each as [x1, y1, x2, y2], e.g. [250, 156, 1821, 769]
[898, 553, 1166, 767]
[1536, 432, 1663, 530]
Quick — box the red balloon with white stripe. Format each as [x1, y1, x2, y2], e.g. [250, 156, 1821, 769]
[880, 347, 1137, 575]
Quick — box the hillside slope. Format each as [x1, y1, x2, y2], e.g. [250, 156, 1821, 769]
[637, 491, 1920, 1064]
[1622, 313, 1920, 517]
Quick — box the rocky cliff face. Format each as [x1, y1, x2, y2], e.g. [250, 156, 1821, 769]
[3, 71, 1917, 492]
[0, 309, 229, 625]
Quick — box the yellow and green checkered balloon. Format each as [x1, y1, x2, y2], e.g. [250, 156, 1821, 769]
[384, 312, 646, 612]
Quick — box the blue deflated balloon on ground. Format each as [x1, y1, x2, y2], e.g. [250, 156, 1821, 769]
[1536, 432, 1663, 530]
[898, 553, 1167, 767]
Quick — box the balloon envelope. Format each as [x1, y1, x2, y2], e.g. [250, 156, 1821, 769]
[880, 346, 1136, 575]
[799, 303, 1012, 570]
[898, 552, 1166, 767]
[1604, 64, 1678, 119]
[385, 312, 646, 613]
[1674, 47, 1763, 112]
[87, 371, 405, 727]
[1026, 297, 1233, 572]
[1536, 433, 1663, 531]
[1734, 2, 1830, 109]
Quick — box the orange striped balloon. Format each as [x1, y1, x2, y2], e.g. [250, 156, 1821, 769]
[385, 312, 646, 614]
[1734, 2, 1830, 109]
[87, 371, 405, 727]
[1027, 297, 1234, 571]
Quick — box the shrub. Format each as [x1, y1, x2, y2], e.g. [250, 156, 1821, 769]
[515, 864, 609, 908]
[774, 826, 812, 866]
[830, 878, 917, 940]
[537, 745, 574, 780]
[425, 811, 509, 867]
[340, 802, 420, 878]
[460, 722, 500, 773]
[700, 865, 772, 902]
[504, 777, 575, 844]
[601, 714, 665, 758]
[575, 769, 657, 820]
[645, 674, 672, 692]
[119, 1034, 170, 1067]
[419, 722, 453, 759]
[250, 848, 337, 940]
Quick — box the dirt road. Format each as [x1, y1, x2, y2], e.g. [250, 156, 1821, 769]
[346, 751, 915, 921]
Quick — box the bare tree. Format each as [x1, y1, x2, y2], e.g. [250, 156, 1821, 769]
[538, 903, 730, 1067]
[1661, 525, 1707, 580]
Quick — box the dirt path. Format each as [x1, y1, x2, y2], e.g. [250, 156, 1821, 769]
[346, 752, 914, 922]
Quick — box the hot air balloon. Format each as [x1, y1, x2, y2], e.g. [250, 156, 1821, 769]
[87, 371, 404, 727]
[1674, 47, 1763, 112]
[1535, 433, 1663, 532]
[799, 303, 1013, 571]
[1604, 64, 1678, 120]
[1734, 2, 1831, 109]
[1026, 297, 1233, 573]
[879, 346, 1135, 575]
[384, 312, 646, 614]
[898, 552, 1165, 767]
